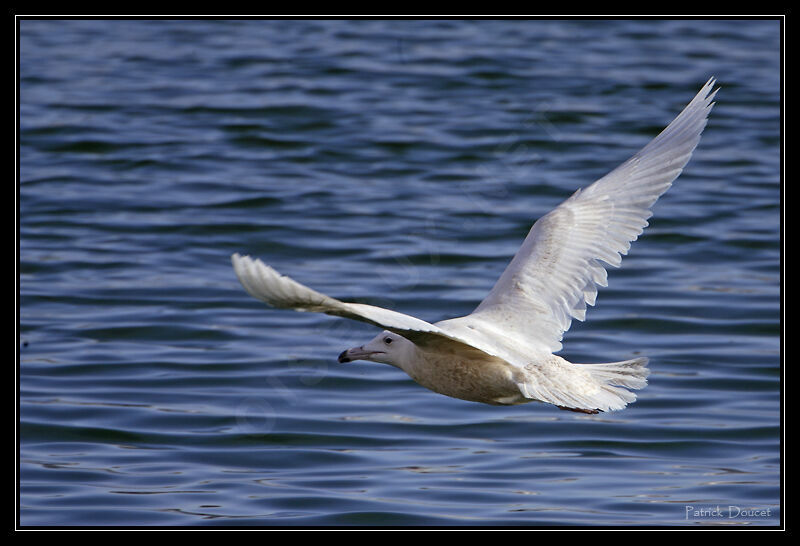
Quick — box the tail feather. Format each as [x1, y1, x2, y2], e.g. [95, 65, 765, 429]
[582, 357, 650, 390]
[578, 357, 650, 412]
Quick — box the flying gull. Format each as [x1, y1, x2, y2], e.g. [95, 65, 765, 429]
[232, 78, 717, 413]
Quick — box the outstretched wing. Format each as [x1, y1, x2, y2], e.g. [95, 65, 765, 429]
[231, 253, 495, 354]
[466, 78, 718, 353]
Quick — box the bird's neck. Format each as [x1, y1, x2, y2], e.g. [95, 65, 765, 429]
[393, 342, 425, 376]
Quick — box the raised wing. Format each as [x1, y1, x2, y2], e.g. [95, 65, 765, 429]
[466, 78, 718, 353]
[231, 253, 498, 355]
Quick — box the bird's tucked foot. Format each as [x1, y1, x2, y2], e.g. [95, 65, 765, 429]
[557, 405, 601, 414]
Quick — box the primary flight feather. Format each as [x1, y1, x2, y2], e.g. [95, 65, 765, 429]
[232, 78, 718, 413]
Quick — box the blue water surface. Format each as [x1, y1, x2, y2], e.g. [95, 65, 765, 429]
[19, 18, 781, 527]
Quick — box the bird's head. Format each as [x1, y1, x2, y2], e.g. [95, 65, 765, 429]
[338, 331, 415, 368]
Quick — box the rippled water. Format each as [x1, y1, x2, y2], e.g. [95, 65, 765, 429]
[19, 19, 781, 527]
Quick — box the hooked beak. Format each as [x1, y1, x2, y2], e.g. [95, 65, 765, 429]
[338, 346, 383, 363]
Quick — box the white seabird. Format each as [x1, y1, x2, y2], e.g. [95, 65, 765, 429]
[232, 78, 718, 413]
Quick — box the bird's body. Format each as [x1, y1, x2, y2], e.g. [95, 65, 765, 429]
[403, 346, 523, 406]
[388, 348, 644, 410]
[336, 329, 648, 410]
[232, 78, 718, 413]
[387, 334, 527, 406]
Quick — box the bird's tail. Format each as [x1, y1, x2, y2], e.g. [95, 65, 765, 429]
[578, 357, 650, 411]
[583, 357, 650, 389]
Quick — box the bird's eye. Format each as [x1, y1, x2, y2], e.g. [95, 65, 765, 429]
[384, 337, 393, 344]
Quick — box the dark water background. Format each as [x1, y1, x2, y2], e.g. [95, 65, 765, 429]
[19, 19, 782, 527]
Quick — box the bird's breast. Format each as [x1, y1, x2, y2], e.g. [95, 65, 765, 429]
[406, 352, 527, 405]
